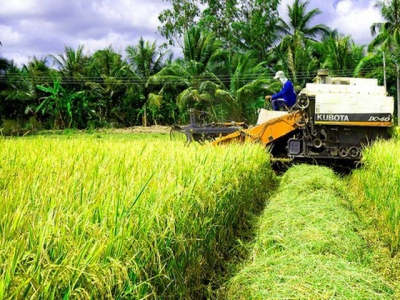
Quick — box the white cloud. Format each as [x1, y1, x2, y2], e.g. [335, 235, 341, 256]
[277, 0, 384, 45]
[0, 0, 170, 66]
[330, 0, 384, 44]
[0, 0, 37, 15]
[77, 30, 129, 55]
[0, 25, 23, 46]
[335, 0, 353, 13]
[92, 0, 167, 29]
[0, 0, 388, 67]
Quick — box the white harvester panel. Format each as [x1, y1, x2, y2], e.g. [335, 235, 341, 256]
[305, 83, 386, 96]
[256, 109, 287, 125]
[304, 78, 394, 126]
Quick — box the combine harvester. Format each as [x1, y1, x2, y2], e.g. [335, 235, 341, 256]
[211, 70, 394, 169]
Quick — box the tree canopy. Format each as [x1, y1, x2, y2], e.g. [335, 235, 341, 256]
[0, 0, 397, 132]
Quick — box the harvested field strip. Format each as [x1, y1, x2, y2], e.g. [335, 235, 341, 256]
[224, 165, 394, 299]
[0, 136, 277, 299]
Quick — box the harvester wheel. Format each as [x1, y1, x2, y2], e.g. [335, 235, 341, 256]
[349, 147, 360, 158]
[338, 146, 349, 157]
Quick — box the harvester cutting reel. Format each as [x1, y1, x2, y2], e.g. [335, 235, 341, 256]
[170, 108, 248, 145]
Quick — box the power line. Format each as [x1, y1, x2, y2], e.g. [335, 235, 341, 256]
[0, 68, 383, 85]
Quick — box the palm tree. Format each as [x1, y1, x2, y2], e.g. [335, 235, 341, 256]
[0, 57, 9, 74]
[86, 47, 131, 125]
[19, 56, 56, 125]
[0, 56, 12, 100]
[369, 0, 400, 124]
[126, 38, 171, 126]
[370, 0, 400, 47]
[216, 51, 273, 122]
[0, 57, 11, 93]
[275, 0, 330, 85]
[319, 32, 364, 77]
[148, 27, 226, 121]
[0, 61, 34, 121]
[50, 45, 89, 83]
[23, 56, 52, 97]
[126, 38, 168, 78]
[46, 46, 91, 128]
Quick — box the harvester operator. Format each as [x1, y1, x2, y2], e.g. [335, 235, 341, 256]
[265, 71, 296, 111]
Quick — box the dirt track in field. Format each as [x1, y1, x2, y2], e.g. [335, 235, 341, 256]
[103, 125, 171, 134]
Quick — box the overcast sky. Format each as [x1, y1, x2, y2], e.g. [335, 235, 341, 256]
[0, 0, 385, 67]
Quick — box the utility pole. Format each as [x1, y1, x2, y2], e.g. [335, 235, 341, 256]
[397, 62, 400, 126]
[383, 51, 387, 89]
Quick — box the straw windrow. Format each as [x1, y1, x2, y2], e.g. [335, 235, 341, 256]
[223, 165, 394, 299]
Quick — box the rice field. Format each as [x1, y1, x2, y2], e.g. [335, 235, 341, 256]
[3, 129, 400, 299]
[349, 136, 400, 254]
[0, 133, 277, 299]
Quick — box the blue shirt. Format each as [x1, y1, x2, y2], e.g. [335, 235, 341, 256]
[271, 80, 296, 107]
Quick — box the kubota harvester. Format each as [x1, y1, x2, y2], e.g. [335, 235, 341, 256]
[212, 69, 394, 167]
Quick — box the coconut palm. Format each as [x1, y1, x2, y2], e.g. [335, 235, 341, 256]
[370, 0, 400, 50]
[0, 59, 31, 120]
[126, 38, 171, 125]
[86, 47, 131, 125]
[369, 0, 400, 123]
[369, 0, 400, 78]
[45, 46, 91, 128]
[22, 56, 52, 97]
[0, 57, 9, 74]
[0, 57, 11, 93]
[275, 0, 330, 85]
[50, 45, 90, 83]
[277, 0, 329, 41]
[215, 51, 273, 122]
[318, 32, 364, 77]
[126, 38, 169, 78]
[148, 27, 226, 121]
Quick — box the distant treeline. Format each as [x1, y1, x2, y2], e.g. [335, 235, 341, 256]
[0, 0, 398, 134]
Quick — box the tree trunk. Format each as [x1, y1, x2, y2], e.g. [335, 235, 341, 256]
[142, 104, 148, 127]
[383, 50, 387, 90]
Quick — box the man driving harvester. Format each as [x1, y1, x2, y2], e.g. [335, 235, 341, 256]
[265, 71, 297, 111]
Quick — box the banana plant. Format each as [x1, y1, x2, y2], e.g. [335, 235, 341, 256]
[36, 79, 83, 129]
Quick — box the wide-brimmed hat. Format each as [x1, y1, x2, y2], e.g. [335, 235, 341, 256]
[274, 70, 286, 79]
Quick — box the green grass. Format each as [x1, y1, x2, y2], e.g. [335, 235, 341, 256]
[0, 134, 277, 299]
[223, 165, 394, 299]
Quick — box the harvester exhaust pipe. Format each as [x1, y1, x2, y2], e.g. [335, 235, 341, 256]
[316, 69, 330, 84]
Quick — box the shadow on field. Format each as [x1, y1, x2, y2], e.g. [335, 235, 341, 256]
[271, 158, 361, 177]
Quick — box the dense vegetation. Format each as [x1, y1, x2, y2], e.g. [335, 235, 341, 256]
[0, 0, 399, 133]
